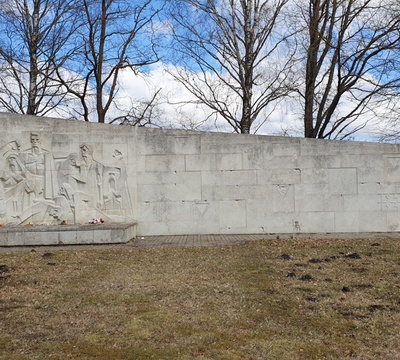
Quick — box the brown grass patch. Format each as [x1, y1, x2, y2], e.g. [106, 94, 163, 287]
[1, 237, 400, 359]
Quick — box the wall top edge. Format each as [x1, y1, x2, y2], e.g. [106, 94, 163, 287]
[1, 112, 398, 150]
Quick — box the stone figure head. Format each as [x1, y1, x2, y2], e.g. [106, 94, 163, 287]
[68, 153, 78, 166]
[30, 132, 41, 150]
[80, 144, 92, 159]
[4, 153, 26, 177]
[6, 153, 20, 171]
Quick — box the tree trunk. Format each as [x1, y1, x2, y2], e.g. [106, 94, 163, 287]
[27, 1, 40, 115]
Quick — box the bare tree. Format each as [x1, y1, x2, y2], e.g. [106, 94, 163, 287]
[167, 0, 295, 134]
[292, 0, 400, 139]
[56, 0, 163, 123]
[0, 0, 78, 116]
[109, 88, 165, 127]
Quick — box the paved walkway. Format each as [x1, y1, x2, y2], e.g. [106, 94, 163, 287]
[1, 232, 399, 253]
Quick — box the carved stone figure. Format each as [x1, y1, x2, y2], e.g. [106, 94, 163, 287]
[0, 134, 133, 225]
[77, 144, 104, 209]
[47, 183, 76, 223]
[0, 153, 42, 223]
[57, 153, 80, 190]
[18, 132, 59, 200]
[102, 149, 134, 220]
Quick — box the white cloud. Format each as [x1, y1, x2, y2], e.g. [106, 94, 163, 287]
[113, 62, 385, 141]
[0, 58, 390, 142]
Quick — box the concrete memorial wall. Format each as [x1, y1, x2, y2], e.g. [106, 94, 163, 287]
[1, 113, 400, 238]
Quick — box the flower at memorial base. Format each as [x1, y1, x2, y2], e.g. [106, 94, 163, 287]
[89, 217, 103, 224]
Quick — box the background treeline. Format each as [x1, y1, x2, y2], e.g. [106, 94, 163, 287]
[0, 0, 399, 141]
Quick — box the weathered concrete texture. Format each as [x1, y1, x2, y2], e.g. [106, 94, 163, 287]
[0, 223, 136, 246]
[135, 126, 400, 235]
[1, 113, 400, 242]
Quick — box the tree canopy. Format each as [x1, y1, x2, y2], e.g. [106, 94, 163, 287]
[0, 0, 400, 140]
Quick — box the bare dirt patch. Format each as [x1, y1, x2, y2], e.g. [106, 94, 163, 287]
[1, 237, 399, 359]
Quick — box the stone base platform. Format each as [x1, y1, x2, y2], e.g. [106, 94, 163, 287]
[0, 223, 137, 247]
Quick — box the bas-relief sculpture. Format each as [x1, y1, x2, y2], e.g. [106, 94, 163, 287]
[0, 133, 133, 225]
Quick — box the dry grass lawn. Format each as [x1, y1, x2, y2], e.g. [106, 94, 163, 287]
[1, 237, 400, 359]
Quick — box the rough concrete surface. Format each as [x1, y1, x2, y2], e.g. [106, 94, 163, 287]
[2, 113, 400, 241]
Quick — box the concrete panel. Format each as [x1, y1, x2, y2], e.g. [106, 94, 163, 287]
[323, 195, 344, 212]
[295, 193, 325, 212]
[295, 183, 330, 195]
[264, 156, 297, 169]
[23, 231, 58, 246]
[273, 185, 295, 212]
[59, 230, 79, 244]
[202, 184, 295, 204]
[191, 201, 219, 225]
[301, 139, 343, 156]
[138, 182, 202, 202]
[144, 155, 185, 172]
[252, 185, 278, 201]
[271, 141, 300, 156]
[257, 169, 301, 185]
[263, 212, 297, 233]
[123, 224, 137, 242]
[76, 229, 95, 244]
[137, 201, 158, 222]
[185, 153, 243, 172]
[357, 182, 396, 195]
[358, 211, 387, 232]
[137, 131, 201, 155]
[90, 229, 111, 244]
[156, 201, 192, 222]
[342, 155, 383, 168]
[219, 200, 247, 229]
[202, 170, 257, 186]
[245, 200, 271, 231]
[384, 156, 400, 182]
[242, 146, 272, 170]
[380, 194, 400, 211]
[137, 171, 201, 185]
[246, 201, 294, 232]
[294, 212, 335, 233]
[201, 133, 262, 154]
[202, 184, 265, 201]
[191, 201, 209, 218]
[386, 211, 400, 231]
[216, 154, 243, 170]
[5, 231, 23, 246]
[329, 168, 357, 195]
[343, 194, 382, 212]
[0, 223, 135, 246]
[136, 155, 146, 172]
[300, 168, 329, 184]
[344, 141, 397, 155]
[296, 155, 341, 169]
[334, 212, 359, 232]
[185, 154, 216, 172]
[92, 229, 112, 244]
[357, 167, 384, 183]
